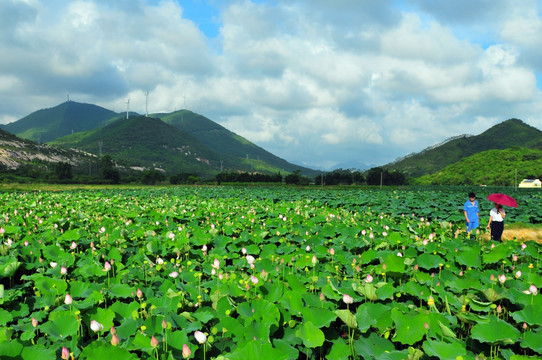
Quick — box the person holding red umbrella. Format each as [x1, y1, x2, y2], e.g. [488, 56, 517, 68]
[486, 203, 506, 241]
[485, 193, 517, 241]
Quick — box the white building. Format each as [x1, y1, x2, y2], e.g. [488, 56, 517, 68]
[519, 179, 542, 188]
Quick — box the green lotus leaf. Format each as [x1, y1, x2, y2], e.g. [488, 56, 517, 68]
[301, 307, 337, 328]
[108, 284, 134, 299]
[336, 309, 357, 328]
[354, 332, 395, 359]
[390, 308, 428, 345]
[295, 321, 325, 348]
[355, 302, 392, 333]
[0, 340, 23, 358]
[0, 309, 13, 326]
[482, 244, 509, 264]
[511, 305, 542, 326]
[166, 330, 190, 351]
[41, 311, 78, 340]
[422, 339, 467, 360]
[521, 330, 542, 354]
[471, 316, 520, 345]
[416, 253, 444, 270]
[228, 340, 291, 360]
[455, 245, 482, 268]
[326, 339, 351, 360]
[0, 258, 21, 278]
[383, 254, 405, 274]
[21, 344, 56, 360]
[220, 316, 245, 340]
[79, 341, 137, 360]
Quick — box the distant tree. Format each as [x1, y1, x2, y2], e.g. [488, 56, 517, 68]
[100, 155, 120, 184]
[284, 170, 310, 185]
[366, 167, 406, 186]
[141, 170, 166, 185]
[55, 162, 73, 180]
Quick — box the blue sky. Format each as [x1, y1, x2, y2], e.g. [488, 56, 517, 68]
[1, 0, 542, 170]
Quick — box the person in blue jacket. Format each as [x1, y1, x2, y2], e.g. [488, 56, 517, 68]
[464, 192, 479, 239]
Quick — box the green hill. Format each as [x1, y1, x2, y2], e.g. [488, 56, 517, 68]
[413, 147, 542, 186]
[3, 102, 317, 177]
[51, 115, 231, 175]
[385, 119, 542, 178]
[0, 101, 118, 143]
[157, 110, 318, 176]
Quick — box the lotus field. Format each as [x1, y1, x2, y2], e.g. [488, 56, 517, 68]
[1, 186, 541, 359]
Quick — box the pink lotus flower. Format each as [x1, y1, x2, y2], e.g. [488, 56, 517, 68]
[136, 288, 143, 299]
[182, 344, 192, 358]
[329, 247, 335, 256]
[311, 255, 317, 265]
[70, 241, 77, 250]
[194, 330, 207, 344]
[50, 262, 57, 268]
[151, 335, 159, 347]
[250, 275, 259, 285]
[32, 317, 38, 328]
[320, 292, 325, 301]
[521, 243, 527, 250]
[498, 274, 506, 284]
[515, 270, 522, 278]
[61, 346, 70, 360]
[512, 254, 518, 262]
[343, 294, 353, 304]
[366, 274, 373, 283]
[60, 266, 67, 275]
[306, 245, 311, 252]
[212, 258, 220, 269]
[64, 293, 73, 305]
[104, 261, 111, 272]
[241, 247, 247, 255]
[246, 255, 255, 265]
[169, 271, 179, 278]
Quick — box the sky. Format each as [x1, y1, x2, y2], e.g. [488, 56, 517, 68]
[2, 0, 542, 170]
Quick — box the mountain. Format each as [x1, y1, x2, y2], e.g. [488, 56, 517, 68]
[413, 147, 542, 186]
[2, 102, 318, 177]
[384, 119, 542, 178]
[0, 128, 96, 170]
[0, 101, 119, 143]
[51, 115, 239, 175]
[156, 110, 318, 176]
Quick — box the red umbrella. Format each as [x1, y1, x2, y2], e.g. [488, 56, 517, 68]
[487, 193, 518, 207]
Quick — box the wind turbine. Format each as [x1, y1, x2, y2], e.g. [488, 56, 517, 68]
[145, 91, 149, 117]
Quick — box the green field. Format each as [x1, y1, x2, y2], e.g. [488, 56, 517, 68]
[0, 186, 541, 359]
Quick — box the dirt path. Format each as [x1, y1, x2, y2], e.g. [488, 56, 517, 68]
[481, 227, 542, 244]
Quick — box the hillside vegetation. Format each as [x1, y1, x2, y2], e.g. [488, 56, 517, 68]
[0, 101, 118, 142]
[413, 147, 542, 186]
[386, 119, 542, 177]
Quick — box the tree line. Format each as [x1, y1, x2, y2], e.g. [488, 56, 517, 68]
[0, 156, 406, 186]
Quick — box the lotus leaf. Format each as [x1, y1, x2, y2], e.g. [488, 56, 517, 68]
[390, 308, 429, 345]
[511, 305, 542, 326]
[520, 330, 542, 354]
[471, 316, 520, 345]
[295, 321, 325, 348]
[422, 339, 467, 360]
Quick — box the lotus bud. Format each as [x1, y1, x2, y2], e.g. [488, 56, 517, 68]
[343, 294, 353, 304]
[64, 293, 73, 305]
[111, 334, 119, 346]
[60, 266, 67, 275]
[90, 320, 104, 332]
[151, 335, 159, 347]
[182, 344, 192, 358]
[194, 330, 207, 344]
[61, 346, 70, 360]
[32, 317, 38, 328]
[136, 288, 143, 299]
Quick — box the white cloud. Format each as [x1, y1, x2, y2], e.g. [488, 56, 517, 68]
[1, 0, 542, 170]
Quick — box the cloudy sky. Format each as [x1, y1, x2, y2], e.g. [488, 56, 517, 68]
[2, 0, 542, 170]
